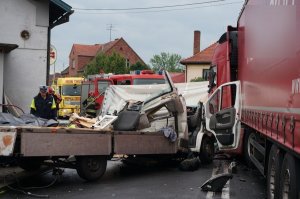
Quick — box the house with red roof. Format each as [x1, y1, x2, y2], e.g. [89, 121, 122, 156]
[67, 37, 145, 76]
[180, 31, 217, 82]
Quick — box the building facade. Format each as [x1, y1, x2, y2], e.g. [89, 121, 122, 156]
[0, 0, 72, 113]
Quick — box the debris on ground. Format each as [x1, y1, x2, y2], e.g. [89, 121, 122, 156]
[201, 173, 233, 192]
[178, 157, 200, 171]
[228, 161, 237, 174]
[239, 178, 246, 182]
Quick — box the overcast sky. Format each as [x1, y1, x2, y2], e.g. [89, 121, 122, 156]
[51, 0, 244, 73]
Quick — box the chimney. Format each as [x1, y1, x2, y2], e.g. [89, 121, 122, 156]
[193, 30, 201, 55]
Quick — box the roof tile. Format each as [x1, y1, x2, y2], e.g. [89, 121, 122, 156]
[181, 42, 217, 64]
[73, 44, 101, 57]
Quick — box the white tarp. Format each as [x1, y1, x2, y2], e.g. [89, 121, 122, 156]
[101, 81, 209, 116]
[175, 81, 209, 106]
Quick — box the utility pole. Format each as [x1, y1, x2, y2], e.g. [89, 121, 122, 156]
[106, 24, 115, 41]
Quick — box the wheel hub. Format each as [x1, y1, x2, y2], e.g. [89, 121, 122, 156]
[87, 158, 101, 171]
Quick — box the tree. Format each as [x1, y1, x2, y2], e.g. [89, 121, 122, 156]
[84, 52, 128, 76]
[150, 52, 183, 72]
[129, 61, 150, 71]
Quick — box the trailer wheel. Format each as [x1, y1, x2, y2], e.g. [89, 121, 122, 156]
[199, 136, 214, 164]
[279, 154, 299, 199]
[76, 156, 107, 181]
[18, 157, 42, 171]
[267, 145, 283, 199]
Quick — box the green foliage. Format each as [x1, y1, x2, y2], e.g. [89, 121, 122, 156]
[130, 61, 150, 71]
[150, 52, 183, 72]
[84, 52, 127, 76]
[190, 76, 205, 82]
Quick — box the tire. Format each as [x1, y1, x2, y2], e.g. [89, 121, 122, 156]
[267, 145, 283, 199]
[18, 157, 42, 171]
[199, 136, 214, 164]
[76, 156, 107, 181]
[279, 154, 300, 199]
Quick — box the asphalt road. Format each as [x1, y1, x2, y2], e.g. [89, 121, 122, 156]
[2, 158, 266, 199]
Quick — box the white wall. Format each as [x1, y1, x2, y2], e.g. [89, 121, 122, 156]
[0, 0, 49, 113]
[186, 64, 210, 82]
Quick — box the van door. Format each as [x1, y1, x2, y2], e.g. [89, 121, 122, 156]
[205, 81, 240, 150]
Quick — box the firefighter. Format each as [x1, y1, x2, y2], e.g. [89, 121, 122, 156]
[82, 92, 97, 118]
[30, 85, 57, 120]
[48, 87, 62, 117]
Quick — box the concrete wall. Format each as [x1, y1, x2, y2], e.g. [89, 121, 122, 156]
[0, 0, 49, 113]
[186, 64, 210, 82]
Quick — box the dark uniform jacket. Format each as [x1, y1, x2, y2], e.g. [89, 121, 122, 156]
[30, 93, 56, 119]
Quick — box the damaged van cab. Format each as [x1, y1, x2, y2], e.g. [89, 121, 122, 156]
[99, 71, 214, 164]
[100, 71, 188, 147]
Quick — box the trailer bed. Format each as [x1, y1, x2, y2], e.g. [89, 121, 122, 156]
[1, 127, 179, 157]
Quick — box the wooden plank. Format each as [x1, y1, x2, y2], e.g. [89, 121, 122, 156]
[21, 132, 112, 156]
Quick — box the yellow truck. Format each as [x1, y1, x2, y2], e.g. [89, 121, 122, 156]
[53, 77, 83, 118]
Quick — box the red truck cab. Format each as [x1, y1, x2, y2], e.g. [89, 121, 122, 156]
[208, 26, 238, 94]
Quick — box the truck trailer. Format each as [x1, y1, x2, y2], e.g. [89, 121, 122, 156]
[205, 1, 300, 198]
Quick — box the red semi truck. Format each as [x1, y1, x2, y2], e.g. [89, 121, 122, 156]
[205, 1, 300, 198]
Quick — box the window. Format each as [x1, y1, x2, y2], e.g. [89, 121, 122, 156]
[126, 59, 130, 68]
[117, 80, 131, 85]
[133, 78, 166, 85]
[203, 69, 210, 81]
[221, 84, 236, 110]
[98, 81, 110, 93]
[208, 90, 220, 114]
[72, 59, 76, 69]
[62, 85, 81, 96]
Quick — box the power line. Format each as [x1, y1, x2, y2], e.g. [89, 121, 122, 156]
[73, 0, 225, 11]
[75, 1, 243, 15]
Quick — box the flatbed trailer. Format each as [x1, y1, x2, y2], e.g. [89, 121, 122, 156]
[0, 126, 181, 181]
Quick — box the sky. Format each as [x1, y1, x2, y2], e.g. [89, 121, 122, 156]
[51, 0, 245, 73]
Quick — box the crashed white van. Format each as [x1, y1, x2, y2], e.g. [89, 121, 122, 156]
[99, 71, 214, 161]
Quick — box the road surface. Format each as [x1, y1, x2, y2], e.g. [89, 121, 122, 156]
[2, 158, 266, 199]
